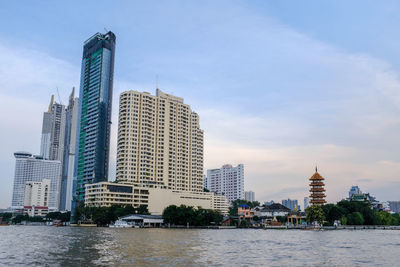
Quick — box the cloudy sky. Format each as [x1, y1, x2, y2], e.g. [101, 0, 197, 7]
[1, 1, 400, 208]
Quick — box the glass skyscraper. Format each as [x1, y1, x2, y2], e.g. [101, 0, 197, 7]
[72, 31, 116, 209]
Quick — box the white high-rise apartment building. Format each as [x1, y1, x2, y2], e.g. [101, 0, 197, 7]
[245, 191, 255, 202]
[12, 152, 62, 211]
[205, 164, 244, 203]
[116, 89, 204, 192]
[24, 179, 51, 207]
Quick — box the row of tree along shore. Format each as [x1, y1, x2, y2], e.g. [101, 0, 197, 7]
[1, 199, 399, 227]
[306, 200, 400, 226]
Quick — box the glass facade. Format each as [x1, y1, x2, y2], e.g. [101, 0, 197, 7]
[72, 31, 116, 208]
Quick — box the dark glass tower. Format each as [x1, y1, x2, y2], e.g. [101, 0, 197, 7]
[72, 31, 116, 210]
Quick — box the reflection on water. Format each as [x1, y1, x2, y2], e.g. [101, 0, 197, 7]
[1, 226, 399, 266]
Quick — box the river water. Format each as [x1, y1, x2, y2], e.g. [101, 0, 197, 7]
[0, 226, 399, 266]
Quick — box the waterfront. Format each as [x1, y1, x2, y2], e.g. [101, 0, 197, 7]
[1, 226, 399, 266]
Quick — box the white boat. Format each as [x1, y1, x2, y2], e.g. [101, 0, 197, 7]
[109, 220, 131, 228]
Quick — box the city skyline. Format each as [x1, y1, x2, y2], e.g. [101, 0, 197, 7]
[2, 1, 400, 208]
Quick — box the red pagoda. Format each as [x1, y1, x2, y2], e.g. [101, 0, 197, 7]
[309, 167, 326, 205]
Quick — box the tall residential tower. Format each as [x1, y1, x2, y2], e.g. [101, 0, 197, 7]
[205, 164, 244, 203]
[73, 31, 116, 207]
[116, 89, 204, 192]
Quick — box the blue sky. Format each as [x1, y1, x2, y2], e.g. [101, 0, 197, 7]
[1, 1, 400, 208]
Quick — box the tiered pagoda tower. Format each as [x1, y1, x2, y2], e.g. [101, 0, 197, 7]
[309, 167, 326, 205]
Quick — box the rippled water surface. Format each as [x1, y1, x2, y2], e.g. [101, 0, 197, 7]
[1, 226, 399, 266]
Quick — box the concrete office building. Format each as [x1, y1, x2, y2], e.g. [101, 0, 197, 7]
[282, 198, 299, 211]
[245, 191, 255, 202]
[205, 164, 244, 203]
[72, 31, 116, 209]
[116, 89, 204, 192]
[84, 182, 229, 215]
[11, 152, 62, 211]
[60, 88, 79, 211]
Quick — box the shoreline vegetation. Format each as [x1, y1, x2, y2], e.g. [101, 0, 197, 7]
[1, 199, 399, 229]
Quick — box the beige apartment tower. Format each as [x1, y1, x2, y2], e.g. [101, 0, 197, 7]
[117, 89, 204, 192]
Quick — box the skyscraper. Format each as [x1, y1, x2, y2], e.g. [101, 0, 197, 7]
[116, 89, 204, 192]
[40, 95, 66, 161]
[11, 152, 62, 211]
[205, 164, 244, 203]
[73, 31, 116, 206]
[60, 88, 79, 211]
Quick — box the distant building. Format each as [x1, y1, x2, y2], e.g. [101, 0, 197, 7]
[40, 95, 66, 161]
[282, 199, 298, 211]
[84, 182, 229, 215]
[348, 186, 362, 199]
[304, 197, 310, 210]
[60, 88, 79, 211]
[245, 191, 255, 202]
[205, 164, 244, 203]
[389, 201, 400, 213]
[12, 152, 61, 211]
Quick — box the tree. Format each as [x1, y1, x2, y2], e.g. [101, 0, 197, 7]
[347, 212, 364, 225]
[306, 205, 325, 225]
[137, 205, 150, 215]
[239, 219, 249, 228]
[162, 205, 223, 226]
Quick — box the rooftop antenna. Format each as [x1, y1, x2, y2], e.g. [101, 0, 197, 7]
[56, 87, 62, 105]
[104, 27, 108, 33]
[315, 165, 318, 173]
[156, 74, 159, 89]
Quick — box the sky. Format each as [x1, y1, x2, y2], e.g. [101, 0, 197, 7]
[1, 0, 400, 208]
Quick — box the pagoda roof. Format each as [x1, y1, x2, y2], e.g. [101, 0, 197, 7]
[309, 172, 325, 181]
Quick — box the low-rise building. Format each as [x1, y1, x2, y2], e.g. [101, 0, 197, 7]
[255, 203, 291, 218]
[24, 206, 49, 217]
[238, 204, 254, 219]
[84, 182, 229, 215]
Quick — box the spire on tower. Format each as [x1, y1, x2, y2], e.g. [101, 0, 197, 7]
[48, 95, 54, 112]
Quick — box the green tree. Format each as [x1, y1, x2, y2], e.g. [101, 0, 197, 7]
[0, 213, 12, 223]
[347, 212, 365, 225]
[239, 219, 249, 228]
[306, 205, 325, 225]
[137, 205, 150, 215]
